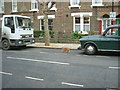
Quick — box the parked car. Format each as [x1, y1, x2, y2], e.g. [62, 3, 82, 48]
[80, 24, 120, 55]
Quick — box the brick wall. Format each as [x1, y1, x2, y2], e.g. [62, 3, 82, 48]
[1, 1, 120, 36]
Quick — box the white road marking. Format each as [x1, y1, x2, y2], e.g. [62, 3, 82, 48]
[7, 57, 70, 65]
[25, 76, 44, 81]
[40, 52, 48, 54]
[0, 71, 13, 75]
[109, 67, 120, 70]
[62, 82, 84, 87]
[76, 55, 82, 56]
[96, 56, 110, 58]
[6, 51, 29, 53]
[83, 55, 88, 57]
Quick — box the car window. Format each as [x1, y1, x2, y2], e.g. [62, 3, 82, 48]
[106, 27, 119, 36]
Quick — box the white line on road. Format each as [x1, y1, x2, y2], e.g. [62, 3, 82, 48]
[76, 55, 82, 57]
[96, 56, 110, 58]
[7, 57, 70, 65]
[25, 76, 44, 81]
[0, 71, 13, 75]
[82, 55, 88, 57]
[40, 52, 48, 54]
[109, 67, 120, 70]
[61, 82, 84, 87]
[6, 51, 29, 53]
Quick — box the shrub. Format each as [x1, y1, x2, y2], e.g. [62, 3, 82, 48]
[71, 32, 86, 39]
[49, 30, 55, 38]
[34, 30, 44, 37]
[88, 30, 97, 35]
[34, 30, 54, 38]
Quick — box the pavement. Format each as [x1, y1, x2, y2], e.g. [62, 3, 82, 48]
[28, 43, 80, 50]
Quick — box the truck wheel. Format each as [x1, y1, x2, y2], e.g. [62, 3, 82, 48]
[2, 39, 10, 50]
[85, 44, 97, 55]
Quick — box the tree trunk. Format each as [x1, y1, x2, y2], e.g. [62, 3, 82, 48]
[43, 2, 50, 46]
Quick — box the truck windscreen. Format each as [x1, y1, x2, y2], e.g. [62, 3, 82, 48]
[16, 17, 32, 29]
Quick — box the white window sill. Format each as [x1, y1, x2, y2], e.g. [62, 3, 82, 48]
[50, 7, 57, 11]
[0, 11, 4, 13]
[12, 11, 18, 12]
[91, 4, 104, 7]
[29, 9, 39, 12]
[69, 5, 81, 9]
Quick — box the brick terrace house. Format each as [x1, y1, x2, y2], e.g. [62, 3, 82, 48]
[0, 0, 120, 36]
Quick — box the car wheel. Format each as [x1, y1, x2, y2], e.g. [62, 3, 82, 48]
[2, 39, 11, 50]
[85, 44, 97, 55]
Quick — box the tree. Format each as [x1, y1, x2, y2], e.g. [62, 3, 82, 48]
[42, 0, 55, 46]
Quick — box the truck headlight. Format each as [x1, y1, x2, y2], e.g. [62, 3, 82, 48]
[32, 40, 35, 43]
[18, 41, 22, 44]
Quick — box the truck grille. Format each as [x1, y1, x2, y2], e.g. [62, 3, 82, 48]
[21, 35, 32, 38]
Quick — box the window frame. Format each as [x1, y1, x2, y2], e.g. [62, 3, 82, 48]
[69, 0, 81, 9]
[72, 12, 92, 34]
[75, 17, 81, 32]
[40, 19, 53, 31]
[30, 0, 38, 11]
[0, 0, 4, 13]
[12, 0, 17, 12]
[92, 0, 103, 6]
[50, 3, 57, 11]
[83, 17, 90, 31]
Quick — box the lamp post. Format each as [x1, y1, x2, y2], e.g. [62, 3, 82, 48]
[111, 0, 116, 25]
[112, 0, 114, 12]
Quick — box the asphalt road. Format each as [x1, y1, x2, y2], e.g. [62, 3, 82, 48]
[1, 47, 120, 88]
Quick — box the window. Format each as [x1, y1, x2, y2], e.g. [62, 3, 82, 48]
[83, 17, 90, 31]
[16, 17, 32, 28]
[40, 19, 44, 30]
[4, 17, 15, 33]
[92, 0, 103, 6]
[50, 3, 57, 11]
[47, 1, 57, 11]
[74, 17, 90, 32]
[48, 19, 53, 30]
[31, 0, 38, 11]
[69, 0, 80, 8]
[106, 28, 119, 36]
[102, 20, 111, 33]
[71, 0, 79, 6]
[0, 0, 4, 13]
[12, 0, 17, 12]
[75, 17, 81, 32]
[40, 19, 53, 30]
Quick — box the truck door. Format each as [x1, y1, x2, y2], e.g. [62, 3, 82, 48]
[2, 17, 15, 38]
[4, 17, 15, 33]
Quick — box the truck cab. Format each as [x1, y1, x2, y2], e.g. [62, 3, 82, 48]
[0, 15, 35, 50]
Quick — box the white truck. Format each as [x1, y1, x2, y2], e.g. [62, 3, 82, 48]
[0, 15, 35, 50]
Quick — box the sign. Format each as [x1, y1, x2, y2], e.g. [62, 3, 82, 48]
[110, 12, 116, 18]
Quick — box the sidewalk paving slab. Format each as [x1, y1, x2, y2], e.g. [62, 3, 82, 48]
[28, 43, 80, 50]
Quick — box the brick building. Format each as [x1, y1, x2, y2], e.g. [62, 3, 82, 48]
[0, 0, 120, 36]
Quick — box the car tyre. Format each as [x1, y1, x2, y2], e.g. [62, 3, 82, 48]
[85, 44, 97, 55]
[2, 39, 11, 50]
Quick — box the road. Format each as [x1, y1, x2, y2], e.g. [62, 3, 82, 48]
[1, 47, 120, 88]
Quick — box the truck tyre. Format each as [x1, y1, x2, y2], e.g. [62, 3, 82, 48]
[85, 44, 97, 55]
[2, 39, 10, 50]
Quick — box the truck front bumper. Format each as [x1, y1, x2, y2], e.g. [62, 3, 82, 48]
[10, 38, 35, 46]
